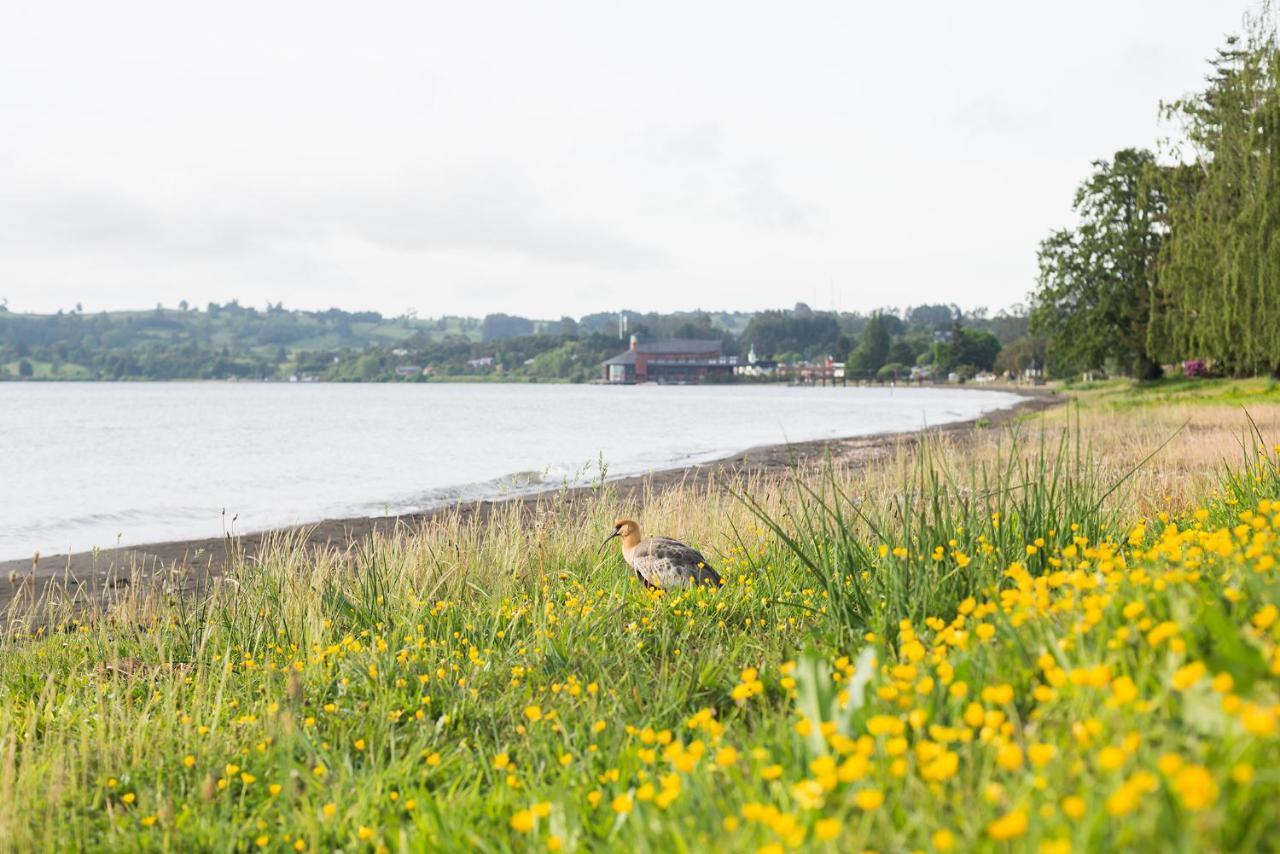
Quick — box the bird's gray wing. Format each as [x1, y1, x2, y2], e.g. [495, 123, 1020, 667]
[633, 537, 721, 588]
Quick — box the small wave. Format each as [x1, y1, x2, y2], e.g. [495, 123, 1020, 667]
[14, 505, 216, 535]
[359, 469, 569, 516]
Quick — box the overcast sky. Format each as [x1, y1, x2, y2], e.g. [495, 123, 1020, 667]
[0, 1, 1255, 319]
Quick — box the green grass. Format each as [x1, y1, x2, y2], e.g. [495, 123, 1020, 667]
[1, 408, 1279, 851]
[2, 359, 94, 379]
[1066, 376, 1280, 410]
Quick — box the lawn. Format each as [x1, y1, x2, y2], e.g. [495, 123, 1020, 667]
[1, 383, 1278, 851]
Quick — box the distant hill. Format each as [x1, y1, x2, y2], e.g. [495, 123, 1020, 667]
[0, 301, 1031, 382]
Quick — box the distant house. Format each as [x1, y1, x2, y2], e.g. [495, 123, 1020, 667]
[395, 365, 422, 377]
[602, 336, 737, 384]
[467, 356, 495, 369]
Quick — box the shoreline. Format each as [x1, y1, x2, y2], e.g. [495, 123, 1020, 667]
[0, 385, 1060, 616]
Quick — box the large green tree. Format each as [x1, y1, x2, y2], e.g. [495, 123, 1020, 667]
[1151, 15, 1280, 376]
[848, 312, 892, 376]
[1031, 148, 1165, 379]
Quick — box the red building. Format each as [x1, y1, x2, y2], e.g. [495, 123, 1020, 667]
[601, 337, 738, 384]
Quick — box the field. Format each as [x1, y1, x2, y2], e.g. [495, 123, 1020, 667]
[2, 383, 1279, 851]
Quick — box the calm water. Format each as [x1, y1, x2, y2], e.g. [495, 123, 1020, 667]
[0, 383, 1023, 560]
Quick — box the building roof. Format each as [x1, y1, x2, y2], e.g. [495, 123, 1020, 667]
[601, 338, 723, 367]
[634, 338, 722, 355]
[601, 350, 638, 366]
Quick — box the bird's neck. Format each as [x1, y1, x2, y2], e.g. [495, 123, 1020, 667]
[620, 530, 642, 552]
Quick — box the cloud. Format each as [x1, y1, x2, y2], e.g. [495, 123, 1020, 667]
[945, 98, 1031, 138]
[0, 167, 665, 271]
[314, 171, 664, 269]
[637, 125, 814, 229]
[734, 159, 813, 229]
[640, 122, 725, 165]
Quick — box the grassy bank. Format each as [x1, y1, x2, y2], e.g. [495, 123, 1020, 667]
[2, 384, 1278, 851]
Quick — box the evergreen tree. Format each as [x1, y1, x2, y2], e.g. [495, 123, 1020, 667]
[1152, 13, 1280, 376]
[849, 312, 892, 376]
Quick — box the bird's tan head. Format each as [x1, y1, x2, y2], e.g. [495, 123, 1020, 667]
[599, 518, 642, 553]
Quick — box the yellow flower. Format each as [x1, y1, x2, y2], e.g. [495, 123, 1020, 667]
[814, 817, 841, 840]
[1241, 704, 1276, 736]
[312, 764, 327, 778]
[792, 779, 825, 810]
[509, 810, 535, 832]
[996, 743, 1024, 771]
[493, 753, 511, 771]
[1171, 661, 1206, 691]
[987, 809, 1027, 840]
[354, 739, 366, 751]
[524, 705, 543, 722]
[547, 836, 563, 852]
[932, 829, 955, 851]
[1110, 676, 1138, 706]
[1097, 746, 1126, 772]
[182, 755, 196, 768]
[1253, 604, 1278, 630]
[121, 793, 136, 806]
[1106, 785, 1140, 816]
[240, 773, 256, 785]
[357, 826, 375, 841]
[1174, 765, 1219, 811]
[865, 715, 904, 736]
[532, 801, 552, 818]
[854, 789, 884, 811]
[322, 803, 337, 818]
[716, 747, 739, 768]
[761, 764, 783, 781]
[586, 790, 602, 808]
[611, 794, 633, 814]
[426, 752, 441, 767]
[1061, 795, 1086, 820]
[981, 684, 1014, 705]
[1028, 743, 1056, 767]
[256, 835, 269, 848]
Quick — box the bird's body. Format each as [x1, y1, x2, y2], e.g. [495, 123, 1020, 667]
[601, 519, 722, 590]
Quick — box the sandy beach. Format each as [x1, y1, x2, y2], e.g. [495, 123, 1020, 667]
[0, 386, 1060, 618]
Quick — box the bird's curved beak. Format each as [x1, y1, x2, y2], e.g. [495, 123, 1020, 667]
[597, 530, 620, 554]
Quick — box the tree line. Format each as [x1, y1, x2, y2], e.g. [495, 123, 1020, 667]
[0, 300, 1035, 382]
[1032, 6, 1280, 379]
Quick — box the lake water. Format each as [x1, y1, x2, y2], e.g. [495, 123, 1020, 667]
[0, 383, 1023, 560]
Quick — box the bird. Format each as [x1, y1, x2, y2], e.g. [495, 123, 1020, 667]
[598, 518, 722, 590]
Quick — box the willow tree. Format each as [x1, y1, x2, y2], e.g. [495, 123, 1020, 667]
[1031, 149, 1165, 379]
[1153, 10, 1280, 376]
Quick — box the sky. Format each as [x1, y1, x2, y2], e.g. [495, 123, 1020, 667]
[0, 1, 1257, 319]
